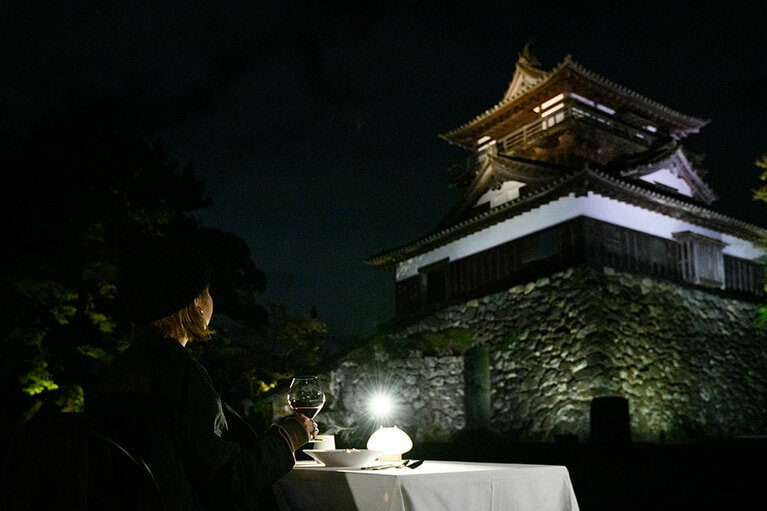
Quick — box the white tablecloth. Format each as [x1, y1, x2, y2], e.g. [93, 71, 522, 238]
[273, 460, 580, 511]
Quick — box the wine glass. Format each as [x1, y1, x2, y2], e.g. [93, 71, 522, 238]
[287, 375, 326, 420]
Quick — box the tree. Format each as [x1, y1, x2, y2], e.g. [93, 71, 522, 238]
[0, 99, 214, 426]
[754, 155, 767, 327]
[0, 98, 325, 439]
[755, 155, 767, 203]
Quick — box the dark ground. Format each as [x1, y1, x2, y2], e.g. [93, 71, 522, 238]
[409, 435, 766, 510]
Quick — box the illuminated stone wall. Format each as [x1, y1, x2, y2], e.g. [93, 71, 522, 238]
[322, 264, 767, 444]
[319, 348, 466, 446]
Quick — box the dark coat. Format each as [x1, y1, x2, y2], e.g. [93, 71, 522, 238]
[89, 328, 294, 510]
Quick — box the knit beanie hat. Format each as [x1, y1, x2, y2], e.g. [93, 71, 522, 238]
[120, 237, 211, 324]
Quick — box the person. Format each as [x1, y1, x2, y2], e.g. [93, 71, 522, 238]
[88, 237, 316, 510]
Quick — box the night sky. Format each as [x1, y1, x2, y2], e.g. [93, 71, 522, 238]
[2, 2, 765, 340]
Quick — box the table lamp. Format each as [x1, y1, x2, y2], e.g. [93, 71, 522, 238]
[366, 425, 413, 461]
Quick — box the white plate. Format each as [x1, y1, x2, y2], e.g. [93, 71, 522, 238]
[303, 449, 386, 467]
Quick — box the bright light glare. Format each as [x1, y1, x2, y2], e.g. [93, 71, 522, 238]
[368, 392, 394, 419]
[359, 376, 402, 426]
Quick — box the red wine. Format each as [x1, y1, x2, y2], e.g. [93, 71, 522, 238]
[291, 403, 323, 419]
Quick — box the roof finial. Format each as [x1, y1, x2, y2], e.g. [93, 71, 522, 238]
[519, 39, 540, 68]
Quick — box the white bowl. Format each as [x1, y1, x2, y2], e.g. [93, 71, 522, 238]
[304, 449, 385, 467]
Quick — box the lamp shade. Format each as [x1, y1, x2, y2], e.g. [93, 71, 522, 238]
[366, 426, 413, 461]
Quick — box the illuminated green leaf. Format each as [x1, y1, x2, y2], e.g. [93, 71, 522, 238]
[19, 362, 59, 396]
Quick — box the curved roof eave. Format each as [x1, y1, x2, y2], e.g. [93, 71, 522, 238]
[440, 56, 709, 148]
[366, 168, 765, 269]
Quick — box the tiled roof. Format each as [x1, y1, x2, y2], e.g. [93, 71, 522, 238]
[440, 56, 709, 148]
[366, 167, 765, 268]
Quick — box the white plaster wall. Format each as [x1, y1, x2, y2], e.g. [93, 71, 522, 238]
[639, 168, 693, 197]
[396, 193, 764, 280]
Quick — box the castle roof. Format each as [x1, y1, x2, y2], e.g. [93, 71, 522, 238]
[440, 55, 709, 150]
[367, 162, 765, 269]
[367, 52, 762, 270]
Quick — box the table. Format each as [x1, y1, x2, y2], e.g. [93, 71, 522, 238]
[273, 460, 580, 511]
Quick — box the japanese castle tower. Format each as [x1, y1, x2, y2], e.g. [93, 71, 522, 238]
[354, 50, 767, 444]
[368, 50, 764, 311]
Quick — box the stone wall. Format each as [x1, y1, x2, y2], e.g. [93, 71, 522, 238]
[312, 265, 767, 445]
[314, 348, 465, 447]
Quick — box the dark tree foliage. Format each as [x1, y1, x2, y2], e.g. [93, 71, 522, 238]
[755, 155, 767, 327]
[0, 99, 327, 442]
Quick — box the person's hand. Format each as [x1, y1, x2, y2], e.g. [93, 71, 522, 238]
[274, 414, 319, 452]
[295, 413, 319, 440]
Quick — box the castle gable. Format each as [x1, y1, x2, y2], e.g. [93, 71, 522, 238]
[637, 168, 692, 196]
[618, 147, 717, 205]
[440, 150, 569, 229]
[502, 44, 549, 100]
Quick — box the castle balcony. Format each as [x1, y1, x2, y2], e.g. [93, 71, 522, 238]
[497, 98, 660, 159]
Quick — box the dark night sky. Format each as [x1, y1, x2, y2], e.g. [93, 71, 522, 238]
[2, 2, 765, 340]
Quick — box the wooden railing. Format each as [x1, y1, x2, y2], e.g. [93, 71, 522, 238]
[497, 102, 658, 153]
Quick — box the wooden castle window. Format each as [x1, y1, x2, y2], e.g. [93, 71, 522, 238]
[672, 231, 726, 289]
[420, 259, 449, 306]
[393, 219, 760, 318]
[724, 255, 765, 296]
[521, 229, 560, 264]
